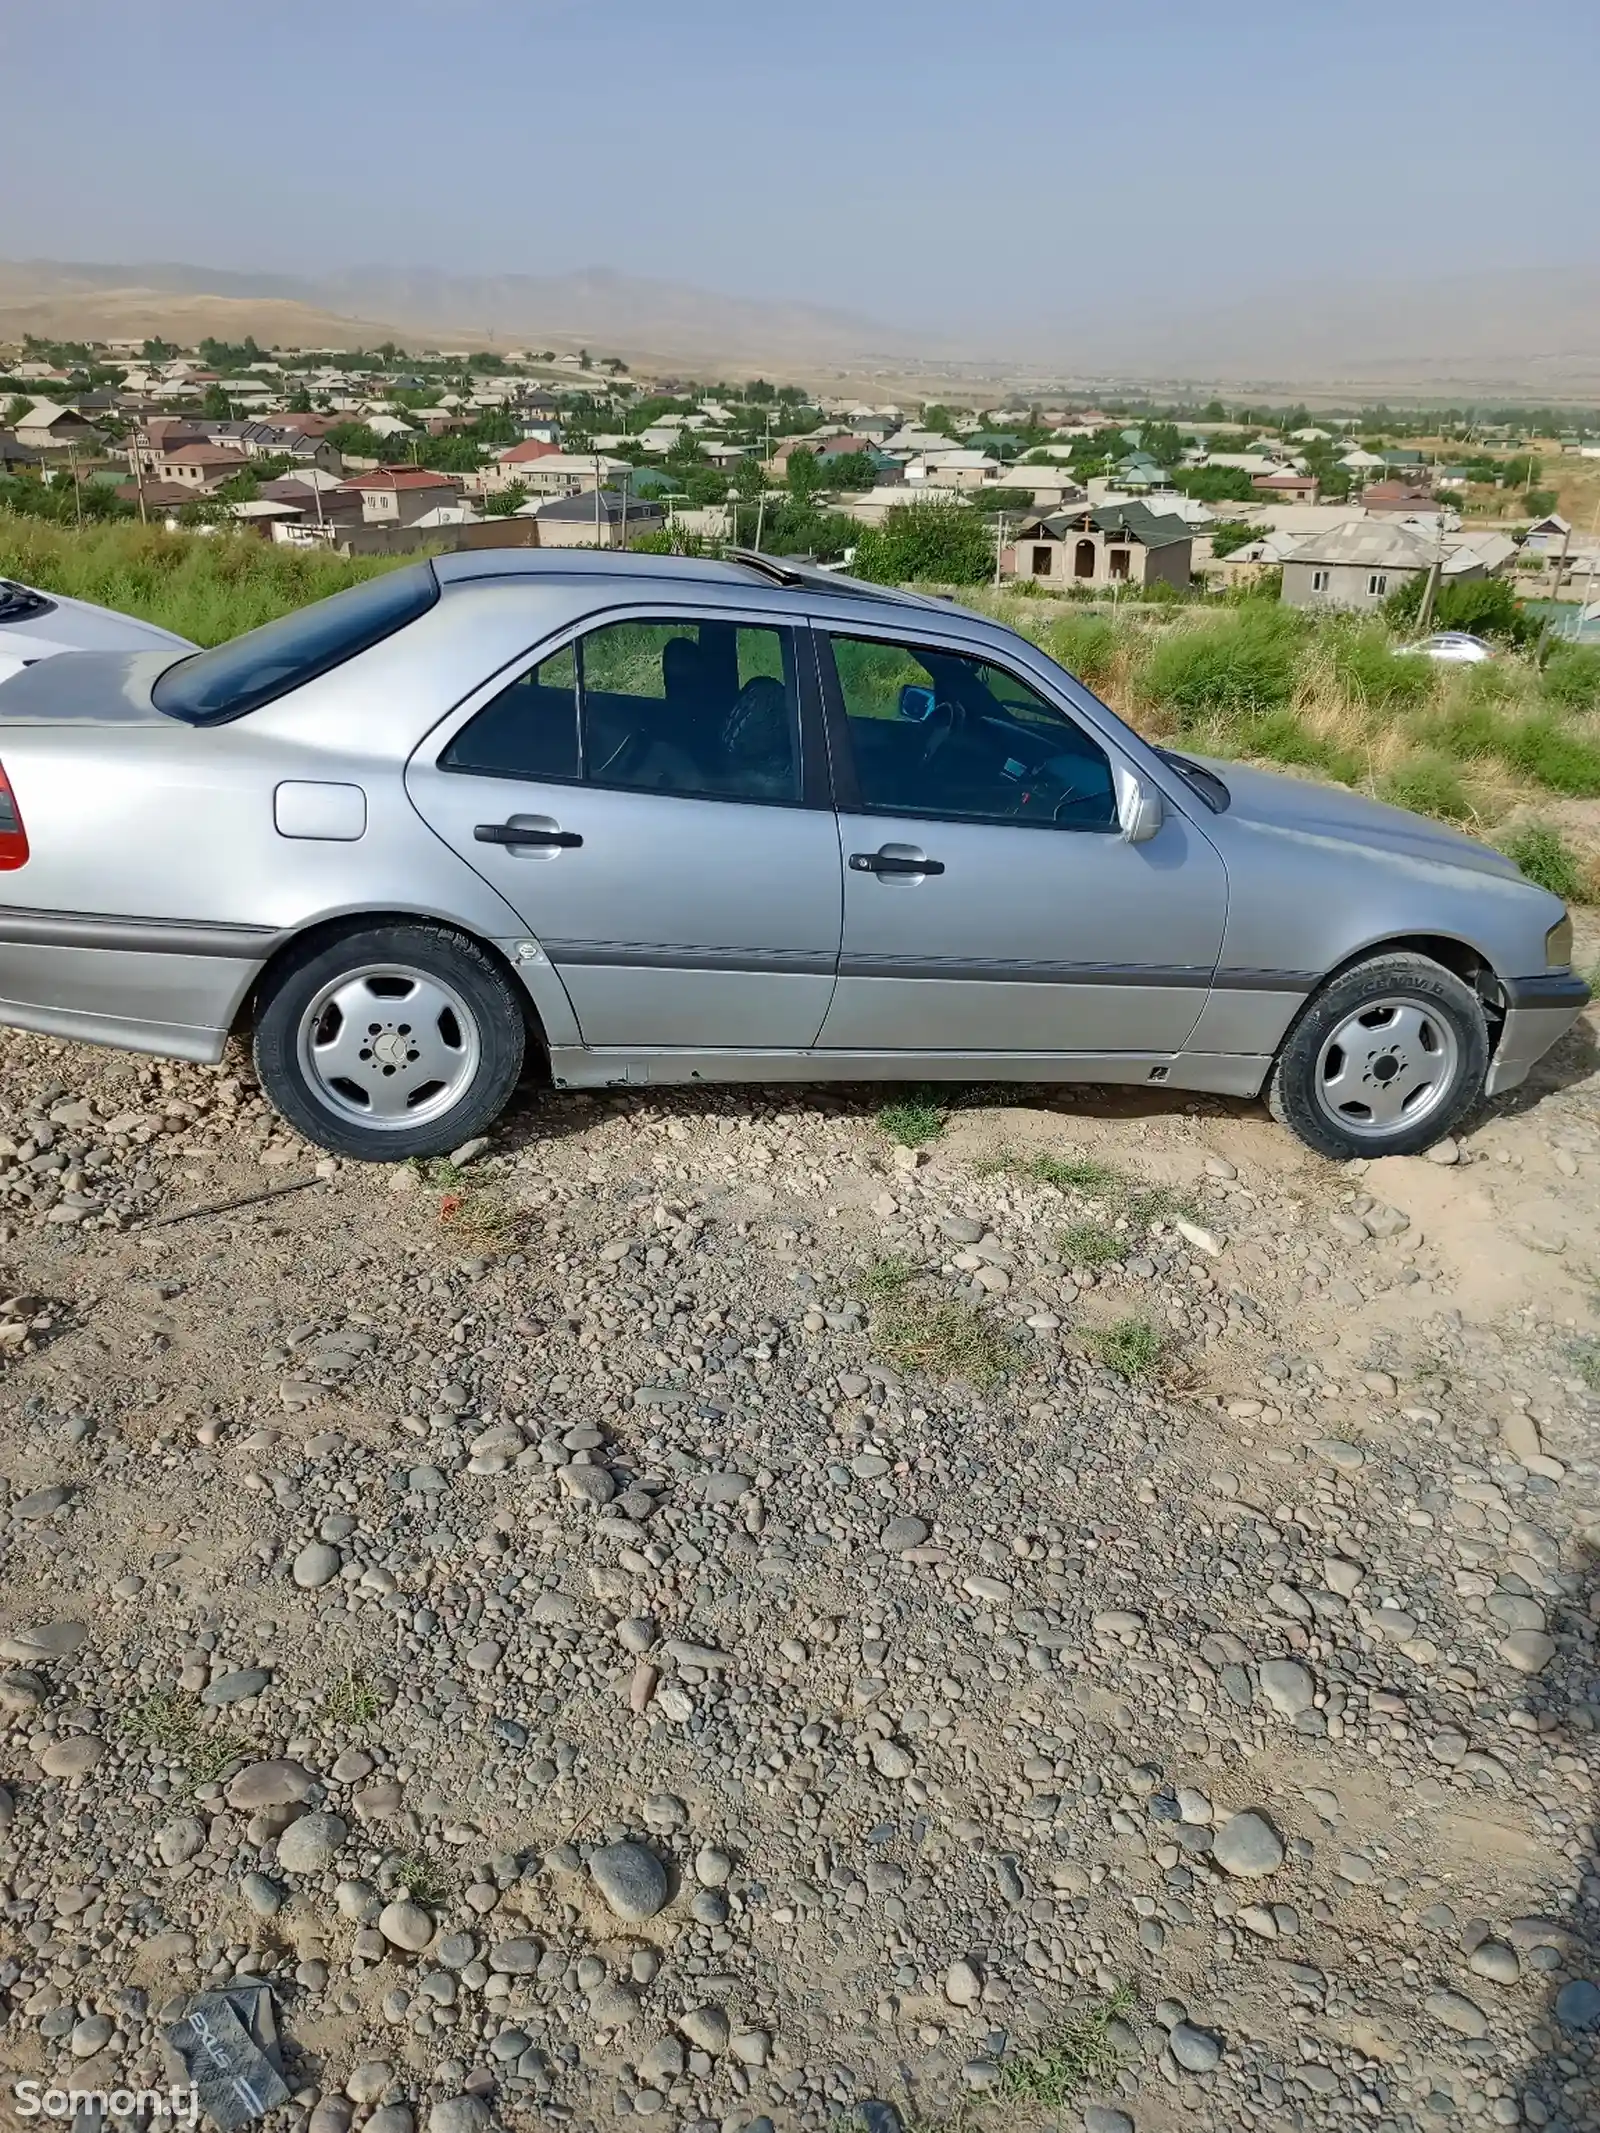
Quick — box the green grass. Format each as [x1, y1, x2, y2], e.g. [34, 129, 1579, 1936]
[1566, 1336, 1600, 1392]
[996, 1987, 1134, 2109]
[1058, 1217, 1127, 1267]
[1142, 608, 1300, 727]
[321, 1668, 384, 1728]
[1048, 611, 1119, 689]
[1330, 624, 1436, 710]
[854, 1256, 1014, 1387]
[389, 1852, 450, 1905]
[120, 1692, 252, 1788]
[1499, 821, 1586, 900]
[977, 1149, 1120, 1192]
[1089, 1316, 1165, 1378]
[1541, 644, 1600, 711]
[879, 1090, 946, 1146]
[1237, 707, 1364, 785]
[0, 514, 408, 644]
[1381, 753, 1475, 822]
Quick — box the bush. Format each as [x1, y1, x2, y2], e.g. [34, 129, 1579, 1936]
[1498, 821, 1584, 900]
[1141, 609, 1299, 728]
[1047, 613, 1119, 690]
[1497, 714, 1600, 796]
[1541, 644, 1600, 711]
[1383, 572, 1533, 645]
[1239, 709, 1362, 786]
[1331, 624, 1435, 710]
[1381, 753, 1474, 820]
[1209, 519, 1271, 559]
[853, 501, 993, 586]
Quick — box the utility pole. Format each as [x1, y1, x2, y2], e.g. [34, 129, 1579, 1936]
[618, 465, 630, 553]
[131, 428, 148, 525]
[66, 444, 83, 528]
[1416, 506, 1447, 636]
[993, 511, 1008, 588]
[594, 452, 603, 548]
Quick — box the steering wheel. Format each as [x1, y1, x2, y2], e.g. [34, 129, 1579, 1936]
[594, 728, 647, 781]
[917, 694, 960, 767]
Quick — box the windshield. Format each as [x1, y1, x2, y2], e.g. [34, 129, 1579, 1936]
[151, 561, 439, 724]
[0, 582, 56, 627]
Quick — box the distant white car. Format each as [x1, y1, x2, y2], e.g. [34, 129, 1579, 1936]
[0, 580, 194, 687]
[1400, 630, 1494, 665]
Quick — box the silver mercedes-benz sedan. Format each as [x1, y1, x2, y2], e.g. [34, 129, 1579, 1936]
[0, 549, 1584, 1163]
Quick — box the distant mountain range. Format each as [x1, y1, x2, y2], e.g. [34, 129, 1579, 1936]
[3, 255, 1598, 399]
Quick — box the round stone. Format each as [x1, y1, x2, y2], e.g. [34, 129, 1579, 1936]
[201, 1668, 271, 1706]
[1210, 1810, 1285, 1878]
[155, 1814, 208, 1866]
[0, 1620, 88, 1663]
[427, 2101, 489, 2133]
[944, 1958, 983, 2008]
[488, 1936, 541, 1974]
[1498, 1631, 1557, 1674]
[378, 1899, 435, 1951]
[41, 1734, 104, 1781]
[589, 1839, 669, 1921]
[226, 1759, 316, 1810]
[1555, 1979, 1600, 2033]
[276, 1811, 347, 1873]
[70, 2012, 114, 2057]
[1257, 1659, 1315, 1718]
[292, 1542, 341, 1590]
[679, 2004, 730, 2054]
[1170, 2022, 1222, 2073]
[1468, 1941, 1520, 1985]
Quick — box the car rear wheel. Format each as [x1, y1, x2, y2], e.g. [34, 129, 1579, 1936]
[1267, 952, 1488, 1161]
[253, 923, 526, 1161]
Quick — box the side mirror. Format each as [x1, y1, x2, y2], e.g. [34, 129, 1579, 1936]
[897, 683, 937, 722]
[1115, 763, 1163, 844]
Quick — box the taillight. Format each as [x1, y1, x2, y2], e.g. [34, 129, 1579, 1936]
[0, 758, 29, 869]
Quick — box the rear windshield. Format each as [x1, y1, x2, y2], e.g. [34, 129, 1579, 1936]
[152, 560, 439, 724]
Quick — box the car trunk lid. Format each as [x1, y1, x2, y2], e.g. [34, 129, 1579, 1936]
[0, 649, 182, 726]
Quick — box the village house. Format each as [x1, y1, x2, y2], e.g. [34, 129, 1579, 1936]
[335, 467, 462, 526]
[154, 443, 250, 491]
[1008, 502, 1193, 591]
[13, 401, 103, 450]
[1279, 521, 1439, 611]
[528, 489, 666, 549]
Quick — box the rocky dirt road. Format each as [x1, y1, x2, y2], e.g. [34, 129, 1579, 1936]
[0, 978, 1598, 2133]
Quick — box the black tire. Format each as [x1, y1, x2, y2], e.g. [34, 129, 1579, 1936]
[1267, 951, 1488, 1161]
[253, 922, 526, 1162]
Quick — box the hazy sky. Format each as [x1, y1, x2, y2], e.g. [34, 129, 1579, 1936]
[4, 0, 1597, 329]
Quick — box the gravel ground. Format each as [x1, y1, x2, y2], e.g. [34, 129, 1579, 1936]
[0, 985, 1597, 2133]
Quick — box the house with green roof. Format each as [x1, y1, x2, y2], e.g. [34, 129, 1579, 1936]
[1008, 502, 1192, 591]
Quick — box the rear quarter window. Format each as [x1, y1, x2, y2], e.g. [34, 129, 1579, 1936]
[152, 561, 439, 724]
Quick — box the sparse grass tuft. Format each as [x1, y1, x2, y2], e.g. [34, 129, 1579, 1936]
[1499, 821, 1586, 901]
[1058, 1218, 1127, 1267]
[1566, 1336, 1600, 1392]
[997, 1986, 1134, 2108]
[389, 1851, 450, 1906]
[879, 1090, 946, 1146]
[321, 1667, 384, 1729]
[120, 1692, 251, 1788]
[1089, 1316, 1165, 1379]
[855, 1256, 1014, 1387]
[978, 1149, 1122, 1193]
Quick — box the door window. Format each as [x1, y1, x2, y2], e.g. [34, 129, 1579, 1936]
[827, 634, 1118, 831]
[441, 618, 801, 804]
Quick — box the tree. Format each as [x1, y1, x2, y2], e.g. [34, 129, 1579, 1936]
[1501, 454, 1542, 490]
[1383, 573, 1534, 645]
[1172, 465, 1260, 503]
[288, 385, 313, 413]
[141, 337, 178, 363]
[482, 480, 528, 518]
[1209, 520, 1272, 558]
[786, 448, 825, 502]
[812, 451, 877, 491]
[202, 384, 233, 419]
[1138, 420, 1182, 467]
[1522, 488, 1559, 518]
[854, 501, 992, 586]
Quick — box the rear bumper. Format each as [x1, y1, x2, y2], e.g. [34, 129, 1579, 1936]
[1484, 971, 1591, 1095]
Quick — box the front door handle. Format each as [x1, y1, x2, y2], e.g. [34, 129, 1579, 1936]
[849, 846, 944, 877]
[475, 821, 583, 849]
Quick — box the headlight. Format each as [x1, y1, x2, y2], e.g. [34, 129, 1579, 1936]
[1546, 914, 1573, 968]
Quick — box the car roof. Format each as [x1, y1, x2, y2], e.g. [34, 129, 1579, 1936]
[431, 546, 961, 616]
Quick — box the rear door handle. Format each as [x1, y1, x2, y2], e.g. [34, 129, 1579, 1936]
[475, 821, 583, 849]
[849, 846, 944, 876]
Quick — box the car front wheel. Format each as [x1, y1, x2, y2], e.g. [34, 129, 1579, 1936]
[1267, 951, 1488, 1161]
[253, 922, 527, 1161]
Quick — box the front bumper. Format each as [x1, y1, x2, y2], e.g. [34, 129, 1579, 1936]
[1484, 970, 1592, 1095]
